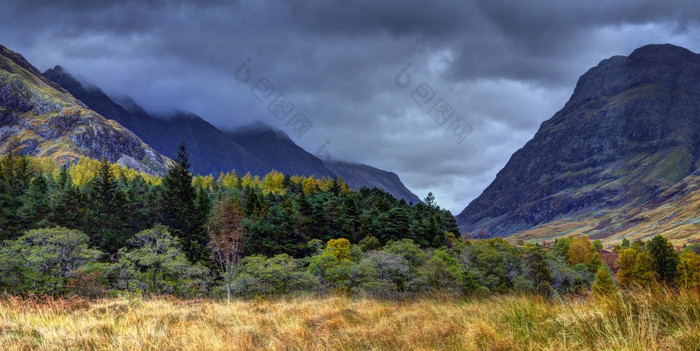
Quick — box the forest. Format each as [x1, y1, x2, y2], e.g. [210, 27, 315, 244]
[0, 143, 699, 300]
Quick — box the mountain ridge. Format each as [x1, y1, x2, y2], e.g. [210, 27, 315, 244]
[0, 45, 171, 174]
[42, 63, 422, 203]
[457, 43, 700, 239]
[43, 65, 270, 176]
[325, 160, 422, 204]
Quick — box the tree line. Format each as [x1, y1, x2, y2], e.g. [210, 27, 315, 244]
[0, 143, 697, 299]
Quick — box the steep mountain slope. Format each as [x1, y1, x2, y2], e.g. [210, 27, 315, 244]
[325, 160, 422, 204]
[44, 65, 423, 203]
[226, 122, 336, 178]
[509, 171, 700, 246]
[43, 66, 269, 176]
[0, 45, 169, 174]
[457, 44, 700, 238]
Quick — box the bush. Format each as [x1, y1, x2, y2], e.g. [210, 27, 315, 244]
[361, 251, 411, 291]
[410, 249, 464, 294]
[231, 254, 318, 296]
[0, 227, 101, 295]
[592, 266, 617, 298]
[112, 225, 209, 297]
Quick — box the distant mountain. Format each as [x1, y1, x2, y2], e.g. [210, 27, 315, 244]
[0, 45, 170, 174]
[457, 44, 700, 238]
[44, 65, 422, 203]
[226, 122, 335, 178]
[325, 160, 423, 204]
[43, 66, 269, 176]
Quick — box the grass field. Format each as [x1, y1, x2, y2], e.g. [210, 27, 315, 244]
[0, 290, 699, 351]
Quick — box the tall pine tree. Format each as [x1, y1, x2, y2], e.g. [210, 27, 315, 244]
[86, 158, 127, 253]
[161, 142, 208, 262]
[18, 173, 53, 230]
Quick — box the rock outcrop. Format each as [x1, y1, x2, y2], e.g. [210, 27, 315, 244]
[0, 45, 170, 174]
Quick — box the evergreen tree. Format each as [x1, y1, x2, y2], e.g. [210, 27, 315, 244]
[243, 186, 263, 218]
[443, 210, 461, 236]
[294, 191, 313, 240]
[86, 158, 126, 253]
[424, 192, 436, 209]
[160, 142, 207, 262]
[0, 152, 33, 239]
[359, 216, 372, 241]
[425, 214, 443, 247]
[310, 199, 330, 241]
[18, 173, 53, 229]
[620, 238, 631, 249]
[526, 247, 553, 294]
[121, 175, 155, 234]
[50, 166, 83, 229]
[647, 235, 679, 284]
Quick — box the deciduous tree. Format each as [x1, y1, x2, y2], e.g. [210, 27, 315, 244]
[207, 197, 246, 302]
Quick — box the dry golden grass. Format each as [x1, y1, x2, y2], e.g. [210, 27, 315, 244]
[0, 290, 699, 351]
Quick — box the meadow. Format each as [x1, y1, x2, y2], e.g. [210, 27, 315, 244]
[1, 289, 699, 351]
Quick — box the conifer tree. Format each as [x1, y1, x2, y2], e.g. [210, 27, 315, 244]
[18, 173, 52, 229]
[50, 166, 83, 229]
[443, 210, 461, 236]
[527, 247, 553, 293]
[424, 192, 436, 209]
[0, 152, 33, 239]
[86, 158, 126, 252]
[160, 142, 206, 262]
[647, 235, 679, 284]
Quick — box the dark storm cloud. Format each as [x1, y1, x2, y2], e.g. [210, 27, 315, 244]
[1, 0, 699, 212]
[447, 0, 700, 85]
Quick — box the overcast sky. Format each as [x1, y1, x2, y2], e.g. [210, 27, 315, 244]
[2, 0, 700, 213]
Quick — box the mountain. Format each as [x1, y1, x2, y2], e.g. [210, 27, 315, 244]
[0, 45, 170, 174]
[43, 64, 423, 203]
[43, 66, 269, 176]
[226, 122, 335, 178]
[227, 123, 423, 204]
[325, 160, 423, 204]
[457, 44, 700, 239]
[507, 172, 700, 245]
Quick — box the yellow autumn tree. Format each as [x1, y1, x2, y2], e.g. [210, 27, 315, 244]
[324, 238, 351, 262]
[261, 170, 285, 194]
[677, 249, 700, 289]
[302, 176, 318, 195]
[567, 236, 594, 265]
[240, 172, 254, 188]
[217, 170, 238, 188]
[631, 251, 657, 286]
[615, 248, 638, 288]
[592, 266, 617, 298]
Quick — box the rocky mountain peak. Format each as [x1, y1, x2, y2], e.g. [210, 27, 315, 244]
[457, 44, 700, 237]
[0, 45, 171, 174]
